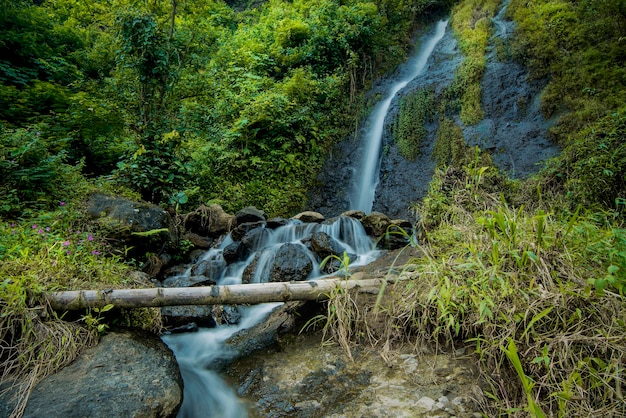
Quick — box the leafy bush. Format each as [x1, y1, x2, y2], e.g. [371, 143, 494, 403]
[0, 125, 87, 216]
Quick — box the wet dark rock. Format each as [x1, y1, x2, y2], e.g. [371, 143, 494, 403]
[223, 241, 247, 264]
[360, 212, 392, 237]
[191, 258, 226, 279]
[223, 302, 302, 363]
[270, 243, 314, 282]
[230, 221, 266, 242]
[241, 253, 260, 284]
[292, 211, 325, 223]
[309, 231, 347, 260]
[22, 331, 182, 418]
[240, 227, 271, 253]
[161, 305, 216, 328]
[161, 274, 216, 288]
[85, 193, 173, 255]
[306, 231, 356, 273]
[235, 206, 268, 225]
[242, 243, 313, 284]
[461, 2, 559, 178]
[184, 204, 234, 238]
[182, 231, 212, 249]
[266, 217, 290, 229]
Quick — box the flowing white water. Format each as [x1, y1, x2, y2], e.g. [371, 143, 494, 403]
[162, 217, 378, 417]
[350, 20, 449, 213]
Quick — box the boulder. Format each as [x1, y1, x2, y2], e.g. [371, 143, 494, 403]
[161, 275, 216, 288]
[235, 206, 267, 225]
[270, 243, 314, 282]
[85, 193, 172, 255]
[190, 257, 226, 280]
[223, 241, 247, 265]
[292, 211, 325, 223]
[360, 212, 392, 237]
[183, 204, 234, 238]
[308, 231, 355, 274]
[230, 221, 266, 242]
[240, 227, 271, 253]
[242, 243, 313, 284]
[161, 305, 216, 328]
[22, 331, 182, 418]
[182, 232, 212, 249]
[309, 231, 347, 260]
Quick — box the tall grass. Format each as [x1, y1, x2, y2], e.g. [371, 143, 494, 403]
[321, 162, 625, 416]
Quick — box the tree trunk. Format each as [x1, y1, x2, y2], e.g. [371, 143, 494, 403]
[45, 277, 399, 311]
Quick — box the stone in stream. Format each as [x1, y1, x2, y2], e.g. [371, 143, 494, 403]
[242, 242, 314, 284]
[20, 331, 182, 418]
[306, 231, 356, 273]
[235, 206, 268, 225]
[291, 211, 325, 223]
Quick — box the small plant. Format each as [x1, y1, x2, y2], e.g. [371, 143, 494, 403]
[301, 252, 360, 360]
[82, 303, 115, 334]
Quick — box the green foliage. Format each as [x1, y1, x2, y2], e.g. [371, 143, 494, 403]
[432, 117, 467, 167]
[542, 108, 626, 211]
[450, 0, 500, 125]
[507, 0, 626, 211]
[394, 88, 434, 160]
[0, 125, 88, 216]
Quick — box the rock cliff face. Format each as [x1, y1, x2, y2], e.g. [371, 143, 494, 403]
[309, 9, 559, 221]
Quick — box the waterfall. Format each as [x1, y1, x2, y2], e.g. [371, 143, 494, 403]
[162, 19, 451, 418]
[350, 20, 449, 213]
[162, 217, 378, 417]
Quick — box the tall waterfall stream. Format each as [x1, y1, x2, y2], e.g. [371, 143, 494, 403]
[350, 20, 448, 212]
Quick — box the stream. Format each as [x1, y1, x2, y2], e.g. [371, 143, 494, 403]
[162, 217, 380, 417]
[162, 4, 558, 415]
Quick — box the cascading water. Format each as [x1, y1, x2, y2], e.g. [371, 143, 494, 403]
[350, 20, 448, 213]
[162, 217, 378, 417]
[163, 19, 450, 418]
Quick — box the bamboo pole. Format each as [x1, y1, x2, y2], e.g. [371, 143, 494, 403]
[45, 277, 399, 311]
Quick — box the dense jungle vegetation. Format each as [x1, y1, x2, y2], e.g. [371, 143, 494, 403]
[1, 0, 625, 416]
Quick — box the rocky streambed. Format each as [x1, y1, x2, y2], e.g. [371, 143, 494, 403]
[227, 332, 484, 418]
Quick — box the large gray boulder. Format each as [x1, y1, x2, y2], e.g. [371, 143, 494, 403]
[85, 193, 172, 255]
[270, 243, 314, 282]
[22, 331, 182, 418]
[242, 243, 313, 284]
[235, 206, 267, 225]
